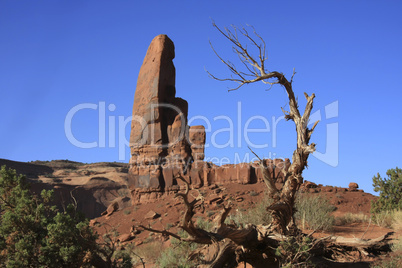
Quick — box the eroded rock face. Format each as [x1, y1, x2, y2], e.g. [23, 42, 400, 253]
[129, 34, 176, 155]
[189, 125, 206, 161]
[128, 35, 292, 203]
[128, 34, 203, 197]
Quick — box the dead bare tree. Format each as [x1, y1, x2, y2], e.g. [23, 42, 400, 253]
[208, 22, 318, 235]
[135, 24, 392, 267]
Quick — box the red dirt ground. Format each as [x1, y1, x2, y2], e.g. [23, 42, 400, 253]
[93, 180, 398, 267]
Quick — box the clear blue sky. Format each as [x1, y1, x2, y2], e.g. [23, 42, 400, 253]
[1, 0, 401, 194]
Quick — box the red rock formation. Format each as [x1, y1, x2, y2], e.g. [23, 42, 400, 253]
[189, 125, 206, 161]
[128, 35, 293, 203]
[348, 182, 359, 191]
[129, 35, 191, 191]
[129, 35, 205, 201]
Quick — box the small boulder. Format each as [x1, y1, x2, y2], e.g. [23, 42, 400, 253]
[214, 188, 222, 194]
[348, 182, 359, 191]
[89, 219, 99, 227]
[321, 186, 333, 192]
[144, 210, 160, 220]
[101, 201, 119, 217]
[118, 233, 134, 243]
[130, 226, 142, 235]
[207, 194, 223, 205]
[209, 184, 219, 190]
[235, 197, 244, 202]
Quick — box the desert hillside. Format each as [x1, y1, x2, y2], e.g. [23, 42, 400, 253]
[2, 158, 400, 267]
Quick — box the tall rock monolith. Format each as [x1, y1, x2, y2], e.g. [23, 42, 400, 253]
[130, 34, 177, 163]
[128, 35, 202, 199]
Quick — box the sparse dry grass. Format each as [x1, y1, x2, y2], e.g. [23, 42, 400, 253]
[133, 240, 163, 264]
[226, 194, 336, 232]
[372, 210, 401, 229]
[196, 217, 214, 232]
[372, 211, 394, 228]
[392, 236, 402, 252]
[335, 212, 370, 226]
[295, 194, 336, 231]
[155, 230, 199, 268]
[392, 210, 402, 231]
[226, 195, 272, 226]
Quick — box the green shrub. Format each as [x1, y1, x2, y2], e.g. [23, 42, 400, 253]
[371, 167, 402, 213]
[0, 166, 132, 268]
[295, 194, 335, 231]
[0, 166, 98, 267]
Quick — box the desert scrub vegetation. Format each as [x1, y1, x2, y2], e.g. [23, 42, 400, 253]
[391, 236, 402, 253]
[153, 218, 212, 267]
[0, 166, 98, 267]
[226, 194, 272, 226]
[97, 226, 134, 268]
[275, 234, 315, 267]
[371, 209, 402, 229]
[335, 212, 370, 225]
[155, 230, 199, 268]
[225, 193, 336, 232]
[0, 166, 132, 268]
[370, 167, 402, 230]
[392, 209, 402, 231]
[196, 217, 214, 232]
[131, 240, 163, 265]
[371, 167, 402, 213]
[295, 194, 336, 231]
[165, 223, 174, 230]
